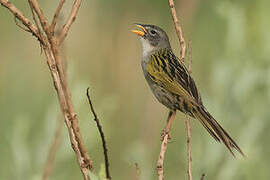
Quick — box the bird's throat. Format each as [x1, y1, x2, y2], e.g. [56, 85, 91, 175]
[139, 38, 155, 59]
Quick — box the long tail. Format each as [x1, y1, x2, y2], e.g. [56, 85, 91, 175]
[191, 105, 245, 157]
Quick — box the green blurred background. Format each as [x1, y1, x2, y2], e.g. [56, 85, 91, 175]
[1, 0, 270, 179]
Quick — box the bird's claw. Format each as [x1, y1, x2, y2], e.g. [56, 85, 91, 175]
[160, 129, 172, 141]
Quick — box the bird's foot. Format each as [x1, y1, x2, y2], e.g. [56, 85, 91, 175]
[160, 129, 171, 141]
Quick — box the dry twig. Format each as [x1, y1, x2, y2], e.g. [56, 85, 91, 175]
[42, 21, 67, 180]
[135, 163, 140, 180]
[187, 40, 192, 73]
[14, 16, 31, 32]
[0, 1, 92, 179]
[185, 40, 193, 180]
[167, 1, 193, 180]
[156, 1, 191, 178]
[185, 116, 192, 180]
[58, 0, 82, 45]
[168, 0, 186, 62]
[157, 111, 176, 180]
[0, 0, 42, 41]
[86, 88, 111, 180]
[50, 0, 65, 32]
[200, 173, 205, 180]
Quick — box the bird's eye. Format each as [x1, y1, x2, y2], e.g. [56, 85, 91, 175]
[150, 30, 157, 35]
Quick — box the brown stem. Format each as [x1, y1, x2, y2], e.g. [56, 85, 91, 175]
[187, 40, 192, 73]
[42, 22, 67, 180]
[0, 0, 42, 41]
[0, 1, 93, 179]
[168, 0, 186, 62]
[135, 163, 140, 180]
[200, 173, 205, 180]
[14, 16, 31, 32]
[43, 47, 92, 180]
[58, 0, 82, 45]
[185, 116, 192, 180]
[50, 0, 65, 32]
[31, 0, 93, 175]
[157, 111, 176, 180]
[86, 88, 111, 180]
[168, 1, 193, 180]
[185, 40, 193, 180]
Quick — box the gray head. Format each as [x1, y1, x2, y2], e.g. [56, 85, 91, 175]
[131, 24, 171, 56]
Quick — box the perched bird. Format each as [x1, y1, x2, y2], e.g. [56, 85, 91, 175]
[131, 24, 245, 157]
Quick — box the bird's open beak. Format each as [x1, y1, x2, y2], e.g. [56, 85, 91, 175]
[131, 24, 147, 37]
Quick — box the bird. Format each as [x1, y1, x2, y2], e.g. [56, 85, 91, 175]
[131, 24, 245, 157]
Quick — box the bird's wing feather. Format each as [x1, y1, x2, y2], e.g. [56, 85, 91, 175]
[146, 49, 201, 105]
[146, 49, 245, 156]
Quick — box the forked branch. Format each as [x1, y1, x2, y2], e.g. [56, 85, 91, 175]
[0, 0, 42, 41]
[0, 1, 92, 179]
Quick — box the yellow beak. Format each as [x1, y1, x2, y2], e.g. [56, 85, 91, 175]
[131, 24, 147, 37]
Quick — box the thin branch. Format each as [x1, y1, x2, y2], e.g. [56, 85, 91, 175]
[28, 1, 45, 53]
[42, 21, 67, 180]
[187, 40, 192, 73]
[135, 163, 140, 180]
[58, 0, 82, 45]
[185, 116, 192, 180]
[1, 1, 93, 179]
[168, 1, 193, 180]
[42, 115, 64, 180]
[157, 135, 169, 180]
[86, 88, 111, 180]
[156, 111, 176, 180]
[28, 0, 50, 33]
[14, 16, 31, 32]
[0, 0, 42, 42]
[28, 1, 93, 177]
[43, 47, 93, 180]
[28, 1, 41, 33]
[50, 0, 65, 32]
[200, 173, 205, 180]
[157, 111, 176, 180]
[168, 0, 186, 62]
[185, 40, 193, 180]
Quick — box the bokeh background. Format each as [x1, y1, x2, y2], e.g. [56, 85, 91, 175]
[1, 0, 270, 179]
